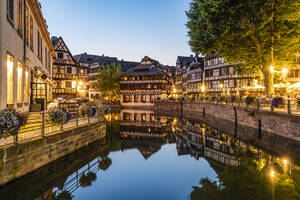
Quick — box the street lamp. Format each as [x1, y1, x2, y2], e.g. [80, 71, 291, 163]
[270, 66, 275, 73]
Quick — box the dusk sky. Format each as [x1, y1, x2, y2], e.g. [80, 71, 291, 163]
[40, 0, 193, 65]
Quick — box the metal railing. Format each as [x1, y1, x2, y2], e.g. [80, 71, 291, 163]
[160, 97, 300, 116]
[0, 112, 105, 147]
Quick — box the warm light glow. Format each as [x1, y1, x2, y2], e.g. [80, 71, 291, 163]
[7, 55, 14, 104]
[282, 68, 288, 74]
[17, 63, 23, 103]
[201, 85, 205, 92]
[173, 88, 177, 93]
[24, 70, 29, 102]
[283, 159, 288, 165]
[270, 66, 274, 73]
[270, 170, 275, 178]
[219, 83, 224, 88]
[72, 81, 76, 88]
[79, 81, 83, 86]
[287, 82, 291, 86]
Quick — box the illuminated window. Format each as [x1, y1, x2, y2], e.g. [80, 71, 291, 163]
[123, 77, 128, 81]
[134, 95, 138, 102]
[24, 69, 29, 103]
[150, 114, 155, 122]
[17, 63, 23, 103]
[141, 95, 146, 103]
[25, 8, 28, 43]
[7, 55, 14, 104]
[150, 95, 155, 103]
[30, 16, 33, 49]
[134, 113, 139, 121]
[18, 0, 22, 33]
[80, 69, 84, 74]
[141, 114, 146, 122]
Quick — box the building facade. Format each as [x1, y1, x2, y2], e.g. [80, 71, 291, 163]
[186, 56, 204, 100]
[120, 56, 170, 107]
[0, 0, 55, 111]
[51, 36, 79, 100]
[204, 54, 257, 95]
[175, 56, 194, 97]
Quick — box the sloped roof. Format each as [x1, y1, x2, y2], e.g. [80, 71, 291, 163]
[74, 53, 118, 66]
[177, 56, 194, 66]
[121, 56, 166, 76]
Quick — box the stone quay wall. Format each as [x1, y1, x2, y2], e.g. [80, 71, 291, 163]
[0, 120, 106, 186]
[154, 102, 300, 141]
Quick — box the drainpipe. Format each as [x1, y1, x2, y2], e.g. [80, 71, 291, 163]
[23, 0, 27, 65]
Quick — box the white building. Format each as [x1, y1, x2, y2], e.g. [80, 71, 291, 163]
[0, 0, 54, 112]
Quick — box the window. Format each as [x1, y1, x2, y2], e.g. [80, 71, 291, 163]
[150, 114, 155, 122]
[25, 8, 29, 43]
[150, 95, 155, 103]
[123, 113, 132, 121]
[7, 0, 14, 21]
[65, 81, 72, 88]
[67, 67, 72, 74]
[17, 62, 23, 103]
[134, 113, 139, 121]
[30, 16, 33, 49]
[80, 69, 84, 74]
[134, 95, 138, 103]
[213, 69, 219, 77]
[229, 67, 234, 75]
[37, 31, 40, 58]
[18, 0, 22, 33]
[57, 52, 64, 59]
[24, 69, 29, 103]
[141, 95, 146, 103]
[7, 54, 14, 104]
[141, 114, 146, 122]
[123, 95, 131, 103]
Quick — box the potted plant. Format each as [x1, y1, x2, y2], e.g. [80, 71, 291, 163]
[271, 97, 284, 108]
[245, 96, 256, 107]
[0, 109, 27, 138]
[48, 108, 72, 123]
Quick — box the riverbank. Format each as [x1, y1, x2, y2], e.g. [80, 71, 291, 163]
[154, 101, 300, 142]
[0, 120, 106, 186]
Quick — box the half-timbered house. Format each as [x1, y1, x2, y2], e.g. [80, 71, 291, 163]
[51, 36, 79, 100]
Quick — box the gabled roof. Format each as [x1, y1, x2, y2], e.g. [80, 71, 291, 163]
[177, 56, 194, 66]
[121, 56, 166, 77]
[74, 53, 118, 67]
[51, 36, 78, 66]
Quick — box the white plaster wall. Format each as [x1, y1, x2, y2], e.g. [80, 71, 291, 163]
[0, 0, 53, 111]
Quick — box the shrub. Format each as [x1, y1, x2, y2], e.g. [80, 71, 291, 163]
[211, 96, 217, 102]
[245, 96, 256, 105]
[220, 95, 226, 102]
[48, 108, 71, 123]
[204, 96, 211, 102]
[271, 97, 284, 108]
[0, 109, 27, 137]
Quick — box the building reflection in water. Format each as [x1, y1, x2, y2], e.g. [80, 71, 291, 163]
[0, 109, 299, 200]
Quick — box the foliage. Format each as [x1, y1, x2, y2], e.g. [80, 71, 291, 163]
[219, 95, 226, 103]
[99, 157, 112, 171]
[229, 95, 237, 103]
[96, 103, 112, 115]
[272, 97, 284, 108]
[0, 109, 27, 137]
[48, 108, 72, 124]
[186, 0, 300, 96]
[190, 155, 300, 200]
[95, 63, 121, 101]
[51, 191, 73, 200]
[79, 172, 97, 187]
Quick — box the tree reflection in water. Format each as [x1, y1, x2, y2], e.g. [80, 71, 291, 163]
[190, 152, 300, 200]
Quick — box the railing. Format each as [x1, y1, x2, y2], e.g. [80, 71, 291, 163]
[159, 97, 300, 116]
[0, 112, 106, 147]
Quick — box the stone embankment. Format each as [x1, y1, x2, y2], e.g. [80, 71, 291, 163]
[0, 120, 106, 186]
[154, 102, 300, 141]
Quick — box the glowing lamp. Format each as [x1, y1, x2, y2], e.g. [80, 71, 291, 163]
[270, 66, 274, 73]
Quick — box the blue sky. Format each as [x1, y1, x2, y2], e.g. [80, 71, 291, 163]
[40, 0, 192, 65]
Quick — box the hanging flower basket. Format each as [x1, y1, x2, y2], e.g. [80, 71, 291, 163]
[48, 108, 72, 124]
[79, 172, 97, 187]
[79, 105, 98, 117]
[271, 97, 284, 108]
[0, 109, 27, 138]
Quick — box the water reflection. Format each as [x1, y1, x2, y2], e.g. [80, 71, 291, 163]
[0, 109, 299, 200]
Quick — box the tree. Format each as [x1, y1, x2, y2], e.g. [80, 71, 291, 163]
[95, 63, 121, 101]
[186, 0, 300, 96]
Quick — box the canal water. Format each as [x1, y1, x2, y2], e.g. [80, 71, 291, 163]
[0, 109, 299, 200]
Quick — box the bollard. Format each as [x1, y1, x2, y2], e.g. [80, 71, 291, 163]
[256, 98, 260, 111]
[203, 107, 206, 118]
[287, 100, 291, 115]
